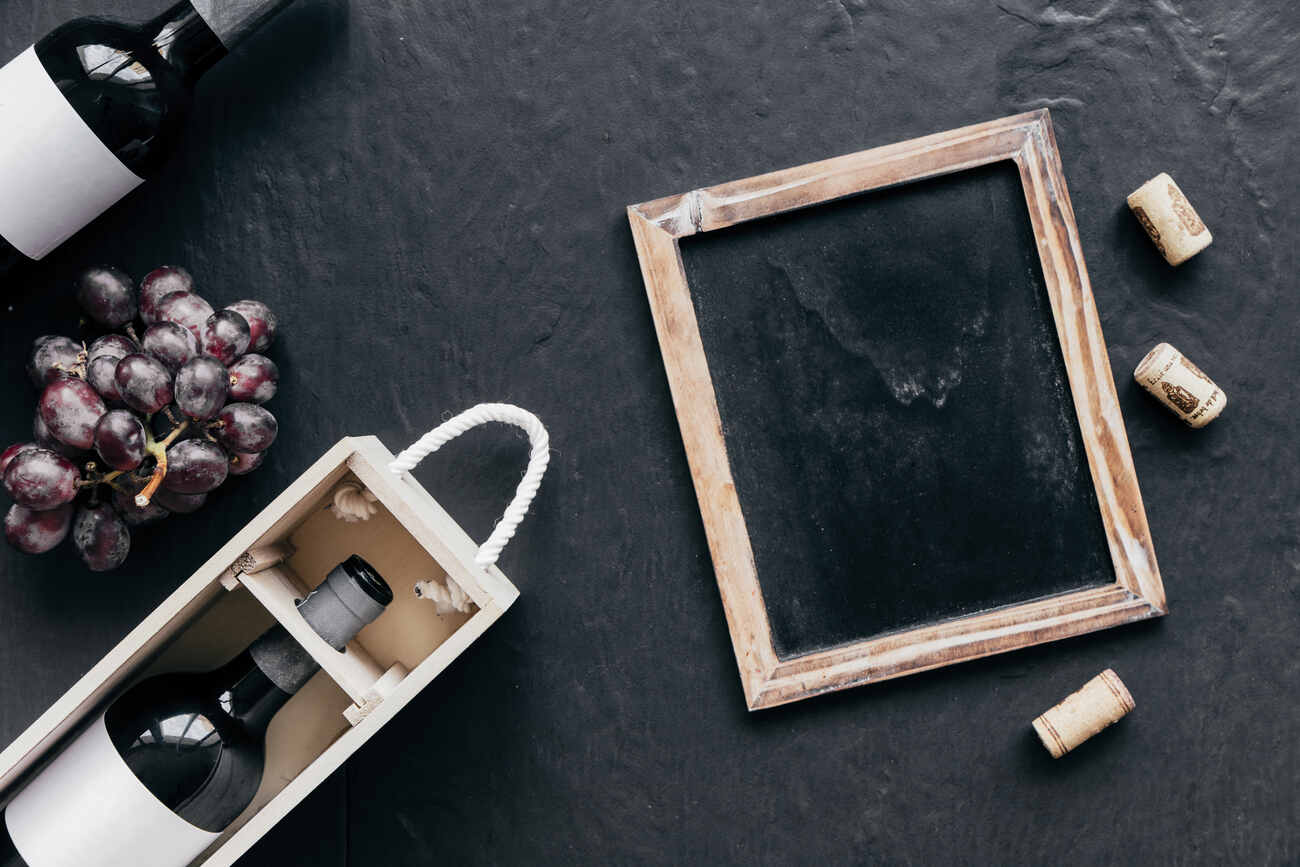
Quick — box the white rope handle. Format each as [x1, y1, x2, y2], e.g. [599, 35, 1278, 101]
[388, 403, 549, 569]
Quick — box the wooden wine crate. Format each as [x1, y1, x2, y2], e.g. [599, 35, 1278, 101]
[0, 435, 520, 866]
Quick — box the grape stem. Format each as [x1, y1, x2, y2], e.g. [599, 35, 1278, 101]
[52, 343, 90, 380]
[134, 419, 190, 507]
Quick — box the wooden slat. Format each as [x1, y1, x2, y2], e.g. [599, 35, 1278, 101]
[632, 111, 1041, 236]
[628, 208, 778, 703]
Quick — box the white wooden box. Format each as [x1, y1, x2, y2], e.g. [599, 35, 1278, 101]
[0, 435, 520, 866]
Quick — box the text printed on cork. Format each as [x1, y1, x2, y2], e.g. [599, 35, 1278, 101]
[1134, 343, 1226, 428]
[1127, 173, 1212, 266]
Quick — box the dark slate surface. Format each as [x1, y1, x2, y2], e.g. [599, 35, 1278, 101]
[0, 0, 1296, 863]
[682, 162, 1114, 657]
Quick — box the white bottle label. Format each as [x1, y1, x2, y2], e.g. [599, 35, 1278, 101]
[0, 46, 144, 261]
[4, 715, 220, 867]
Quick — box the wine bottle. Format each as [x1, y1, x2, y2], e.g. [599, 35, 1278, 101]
[0, 0, 297, 279]
[0, 555, 392, 867]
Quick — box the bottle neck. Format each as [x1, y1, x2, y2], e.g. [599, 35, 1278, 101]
[245, 623, 325, 704]
[209, 644, 299, 735]
[187, 0, 298, 53]
[144, 1, 228, 85]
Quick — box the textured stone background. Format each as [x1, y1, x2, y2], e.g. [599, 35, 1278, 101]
[1, 0, 1296, 863]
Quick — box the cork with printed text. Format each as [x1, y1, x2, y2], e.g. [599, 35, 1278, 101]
[1134, 342, 1226, 428]
[1127, 173, 1212, 266]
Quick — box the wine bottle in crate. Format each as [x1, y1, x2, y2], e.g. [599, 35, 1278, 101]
[0, 556, 392, 867]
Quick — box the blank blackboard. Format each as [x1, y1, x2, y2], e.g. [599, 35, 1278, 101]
[679, 161, 1115, 660]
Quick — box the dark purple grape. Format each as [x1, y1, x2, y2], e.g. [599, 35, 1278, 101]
[156, 291, 214, 341]
[225, 300, 277, 353]
[113, 488, 169, 526]
[3, 448, 79, 510]
[73, 504, 130, 571]
[140, 266, 193, 325]
[75, 265, 136, 328]
[33, 411, 85, 458]
[26, 336, 83, 389]
[86, 355, 124, 405]
[88, 333, 136, 362]
[200, 310, 251, 365]
[1, 443, 37, 474]
[228, 450, 265, 476]
[114, 353, 174, 414]
[38, 378, 106, 450]
[163, 439, 228, 494]
[142, 321, 198, 371]
[5, 502, 74, 554]
[228, 354, 279, 404]
[214, 403, 277, 453]
[174, 357, 229, 420]
[152, 488, 206, 513]
[94, 410, 147, 471]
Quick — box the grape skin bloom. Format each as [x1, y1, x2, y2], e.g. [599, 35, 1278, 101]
[200, 310, 251, 365]
[27, 336, 83, 389]
[216, 403, 278, 453]
[73, 504, 130, 572]
[163, 439, 229, 494]
[139, 266, 193, 325]
[94, 410, 148, 471]
[156, 291, 214, 341]
[3, 448, 79, 510]
[225, 300, 277, 353]
[228, 450, 265, 476]
[228, 354, 278, 404]
[38, 378, 107, 450]
[174, 356, 230, 421]
[5, 502, 74, 554]
[88, 333, 137, 362]
[115, 353, 175, 414]
[76, 265, 137, 328]
[142, 321, 198, 372]
[87, 355, 125, 405]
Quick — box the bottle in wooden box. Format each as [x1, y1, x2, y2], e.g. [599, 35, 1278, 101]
[0, 556, 393, 867]
[0, 404, 549, 867]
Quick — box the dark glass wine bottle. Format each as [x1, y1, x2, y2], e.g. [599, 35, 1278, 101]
[0, 0, 296, 280]
[0, 555, 392, 867]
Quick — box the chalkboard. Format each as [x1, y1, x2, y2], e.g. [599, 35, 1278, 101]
[628, 112, 1166, 709]
[679, 161, 1114, 659]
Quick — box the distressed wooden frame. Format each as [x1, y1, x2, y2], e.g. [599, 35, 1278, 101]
[628, 109, 1166, 711]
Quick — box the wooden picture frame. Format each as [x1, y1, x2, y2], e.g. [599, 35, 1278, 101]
[627, 109, 1166, 711]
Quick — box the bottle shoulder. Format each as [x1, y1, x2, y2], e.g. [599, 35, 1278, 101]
[34, 16, 192, 178]
[105, 670, 266, 832]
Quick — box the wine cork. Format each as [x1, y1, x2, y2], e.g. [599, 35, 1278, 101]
[1134, 342, 1227, 428]
[1127, 173, 1212, 265]
[1033, 669, 1134, 759]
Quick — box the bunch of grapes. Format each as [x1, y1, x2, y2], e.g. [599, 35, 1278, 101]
[3, 266, 281, 571]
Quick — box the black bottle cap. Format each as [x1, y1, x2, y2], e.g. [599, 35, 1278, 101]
[340, 554, 394, 606]
[296, 555, 393, 650]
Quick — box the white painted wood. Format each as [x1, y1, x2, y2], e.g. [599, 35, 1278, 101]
[341, 663, 409, 726]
